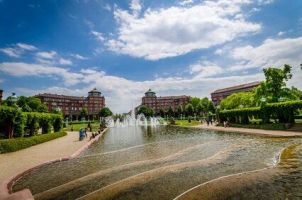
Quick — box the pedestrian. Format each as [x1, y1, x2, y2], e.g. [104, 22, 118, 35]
[84, 128, 88, 138]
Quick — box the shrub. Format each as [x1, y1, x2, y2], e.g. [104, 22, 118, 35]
[0, 132, 67, 153]
[0, 106, 26, 138]
[218, 100, 302, 125]
[24, 112, 40, 136]
[39, 113, 52, 134]
[52, 114, 63, 132]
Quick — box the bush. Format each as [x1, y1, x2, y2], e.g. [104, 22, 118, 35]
[0, 132, 67, 153]
[218, 100, 302, 125]
[0, 106, 26, 138]
[227, 123, 287, 130]
[0, 108, 63, 138]
[52, 114, 63, 132]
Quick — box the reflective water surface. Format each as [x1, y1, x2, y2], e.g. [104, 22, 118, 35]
[12, 126, 302, 200]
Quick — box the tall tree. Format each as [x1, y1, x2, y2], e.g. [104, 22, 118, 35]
[185, 103, 194, 117]
[255, 65, 292, 103]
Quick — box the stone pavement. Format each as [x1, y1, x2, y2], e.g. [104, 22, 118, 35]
[0, 131, 93, 182]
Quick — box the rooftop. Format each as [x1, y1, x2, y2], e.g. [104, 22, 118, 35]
[212, 81, 261, 94]
[35, 93, 85, 100]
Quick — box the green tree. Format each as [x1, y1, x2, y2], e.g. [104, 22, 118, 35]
[99, 107, 113, 118]
[185, 103, 194, 116]
[167, 106, 174, 117]
[196, 103, 204, 116]
[255, 65, 292, 103]
[80, 108, 88, 119]
[189, 97, 201, 111]
[176, 105, 183, 117]
[220, 92, 255, 110]
[137, 106, 154, 118]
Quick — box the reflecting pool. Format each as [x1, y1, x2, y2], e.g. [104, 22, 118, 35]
[12, 126, 302, 200]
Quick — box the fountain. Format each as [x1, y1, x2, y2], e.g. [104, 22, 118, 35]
[104, 108, 162, 128]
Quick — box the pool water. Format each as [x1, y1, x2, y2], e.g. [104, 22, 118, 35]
[12, 126, 302, 200]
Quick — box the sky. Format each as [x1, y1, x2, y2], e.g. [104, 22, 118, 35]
[0, 0, 301, 113]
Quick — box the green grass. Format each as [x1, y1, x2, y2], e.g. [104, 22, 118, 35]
[64, 122, 100, 132]
[0, 131, 67, 153]
[174, 120, 201, 127]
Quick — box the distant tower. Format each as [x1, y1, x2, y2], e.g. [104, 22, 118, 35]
[144, 89, 156, 97]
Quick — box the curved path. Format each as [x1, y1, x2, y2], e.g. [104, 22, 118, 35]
[0, 130, 106, 200]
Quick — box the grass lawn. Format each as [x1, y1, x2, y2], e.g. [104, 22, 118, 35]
[64, 122, 101, 132]
[174, 120, 201, 127]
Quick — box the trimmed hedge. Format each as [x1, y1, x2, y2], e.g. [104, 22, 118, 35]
[0, 106, 25, 138]
[0, 131, 67, 153]
[0, 106, 63, 138]
[227, 123, 287, 130]
[218, 100, 302, 124]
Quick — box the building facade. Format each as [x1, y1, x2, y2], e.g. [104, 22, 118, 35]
[141, 89, 190, 113]
[211, 81, 261, 105]
[35, 88, 105, 119]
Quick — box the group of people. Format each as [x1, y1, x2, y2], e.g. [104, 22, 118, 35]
[79, 127, 103, 141]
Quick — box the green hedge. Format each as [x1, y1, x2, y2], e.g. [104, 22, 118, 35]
[227, 123, 287, 130]
[0, 106, 63, 138]
[218, 100, 302, 124]
[0, 132, 67, 153]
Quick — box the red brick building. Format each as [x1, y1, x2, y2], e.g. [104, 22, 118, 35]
[141, 89, 190, 113]
[211, 81, 261, 106]
[35, 88, 105, 119]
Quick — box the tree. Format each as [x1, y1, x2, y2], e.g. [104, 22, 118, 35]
[137, 106, 154, 118]
[196, 103, 203, 116]
[99, 107, 113, 118]
[189, 97, 201, 111]
[167, 106, 174, 117]
[176, 106, 183, 117]
[220, 92, 255, 110]
[80, 108, 88, 119]
[255, 65, 292, 103]
[185, 103, 194, 116]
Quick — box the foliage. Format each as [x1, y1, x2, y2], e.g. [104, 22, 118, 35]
[98, 107, 113, 118]
[185, 103, 194, 116]
[17, 96, 49, 112]
[0, 107, 63, 138]
[255, 65, 294, 103]
[218, 100, 302, 125]
[80, 108, 88, 119]
[0, 132, 67, 153]
[0, 106, 25, 138]
[167, 106, 174, 117]
[227, 123, 287, 130]
[137, 106, 154, 118]
[220, 92, 255, 110]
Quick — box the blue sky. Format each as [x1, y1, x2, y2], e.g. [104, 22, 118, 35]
[0, 0, 301, 112]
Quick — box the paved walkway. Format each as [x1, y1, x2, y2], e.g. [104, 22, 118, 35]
[0, 131, 93, 182]
[193, 124, 302, 137]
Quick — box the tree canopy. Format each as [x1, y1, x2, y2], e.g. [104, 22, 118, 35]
[3, 96, 49, 112]
[99, 107, 113, 118]
[137, 106, 154, 118]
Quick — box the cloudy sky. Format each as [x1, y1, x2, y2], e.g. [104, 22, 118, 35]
[0, 0, 301, 113]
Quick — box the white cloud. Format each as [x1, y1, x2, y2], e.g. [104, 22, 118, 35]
[179, 0, 194, 6]
[16, 43, 38, 51]
[0, 48, 21, 57]
[130, 0, 142, 15]
[106, 0, 261, 60]
[0, 62, 82, 86]
[59, 58, 73, 65]
[189, 61, 223, 78]
[70, 53, 89, 60]
[36, 51, 57, 59]
[229, 37, 302, 71]
[0, 43, 38, 57]
[91, 31, 105, 42]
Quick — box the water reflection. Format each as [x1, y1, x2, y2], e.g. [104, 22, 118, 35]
[12, 126, 302, 200]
